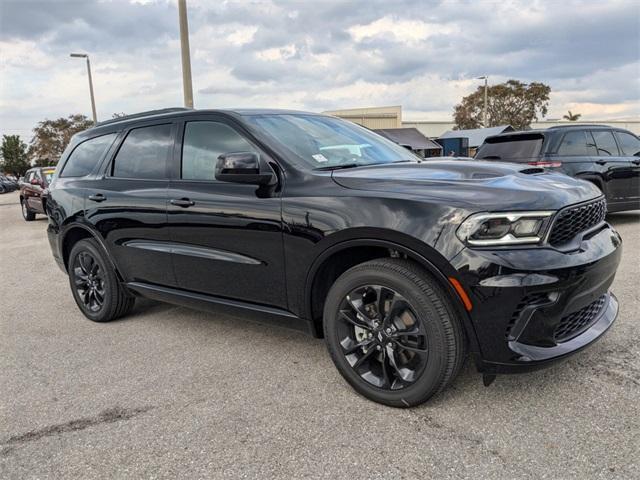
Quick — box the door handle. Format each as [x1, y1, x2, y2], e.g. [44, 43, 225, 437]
[170, 198, 195, 207]
[88, 193, 106, 202]
[595, 160, 607, 166]
[632, 159, 640, 165]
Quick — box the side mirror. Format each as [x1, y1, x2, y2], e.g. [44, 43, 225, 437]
[215, 152, 275, 185]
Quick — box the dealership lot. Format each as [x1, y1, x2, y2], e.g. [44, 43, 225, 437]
[0, 190, 638, 479]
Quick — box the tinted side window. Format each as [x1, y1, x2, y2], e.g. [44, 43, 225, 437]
[60, 134, 117, 178]
[181, 121, 257, 180]
[615, 131, 640, 157]
[557, 131, 589, 156]
[112, 124, 173, 179]
[591, 130, 619, 156]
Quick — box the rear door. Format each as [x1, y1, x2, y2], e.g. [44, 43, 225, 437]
[166, 116, 287, 308]
[589, 129, 634, 204]
[87, 122, 177, 287]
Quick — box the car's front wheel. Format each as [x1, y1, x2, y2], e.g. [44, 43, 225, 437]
[68, 239, 134, 322]
[323, 258, 466, 407]
[21, 198, 35, 221]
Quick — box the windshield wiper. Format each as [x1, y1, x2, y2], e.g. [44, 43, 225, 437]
[313, 163, 363, 171]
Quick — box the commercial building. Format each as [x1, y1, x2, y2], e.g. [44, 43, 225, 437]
[324, 105, 640, 138]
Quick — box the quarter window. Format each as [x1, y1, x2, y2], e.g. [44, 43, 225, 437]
[615, 131, 640, 157]
[590, 131, 619, 156]
[557, 131, 591, 156]
[60, 134, 117, 178]
[112, 124, 173, 179]
[181, 121, 257, 180]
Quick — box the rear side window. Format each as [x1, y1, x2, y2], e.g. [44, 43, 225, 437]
[60, 134, 116, 178]
[590, 131, 619, 156]
[475, 134, 543, 162]
[181, 121, 257, 180]
[112, 124, 173, 179]
[557, 130, 596, 156]
[615, 131, 640, 157]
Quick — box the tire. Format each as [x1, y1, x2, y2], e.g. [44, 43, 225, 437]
[323, 258, 466, 407]
[68, 238, 134, 322]
[21, 198, 36, 221]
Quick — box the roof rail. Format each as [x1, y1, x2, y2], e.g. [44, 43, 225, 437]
[94, 107, 192, 127]
[547, 124, 611, 129]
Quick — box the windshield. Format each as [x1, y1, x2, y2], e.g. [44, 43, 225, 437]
[246, 114, 419, 169]
[42, 169, 56, 184]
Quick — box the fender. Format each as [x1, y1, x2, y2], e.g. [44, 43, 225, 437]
[575, 173, 606, 196]
[303, 234, 481, 354]
[59, 221, 124, 281]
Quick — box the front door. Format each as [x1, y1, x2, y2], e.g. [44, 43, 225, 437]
[166, 118, 287, 308]
[614, 130, 640, 207]
[589, 129, 635, 205]
[26, 170, 44, 212]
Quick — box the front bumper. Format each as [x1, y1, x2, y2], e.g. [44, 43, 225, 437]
[450, 222, 622, 374]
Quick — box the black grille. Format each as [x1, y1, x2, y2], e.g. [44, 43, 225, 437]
[548, 198, 606, 247]
[554, 295, 607, 342]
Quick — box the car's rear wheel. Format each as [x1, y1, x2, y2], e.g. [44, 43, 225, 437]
[21, 198, 35, 221]
[323, 258, 466, 407]
[68, 238, 134, 322]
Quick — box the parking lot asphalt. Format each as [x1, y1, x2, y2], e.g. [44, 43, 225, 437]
[0, 190, 638, 479]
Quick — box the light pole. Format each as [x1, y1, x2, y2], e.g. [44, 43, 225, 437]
[70, 53, 97, 123]
[178, 0, 194, 108]
[477, 76, 488, 128]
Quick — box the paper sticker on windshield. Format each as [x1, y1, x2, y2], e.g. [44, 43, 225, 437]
[312, 154, 329, 163]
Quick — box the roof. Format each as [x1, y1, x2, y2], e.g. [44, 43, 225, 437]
[374, 128, 443, 150]
[95, 107, 321, 128]
[438, 125, 514, 147]
[546, 124, 615, 130]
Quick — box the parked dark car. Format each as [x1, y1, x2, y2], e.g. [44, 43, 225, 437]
[46, 108, 621, 407]
[0, 174, 19, 193]
[20, 166, 56, 220]
[475, 125, 640, 212]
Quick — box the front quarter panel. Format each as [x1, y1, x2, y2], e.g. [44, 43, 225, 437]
[281, 173, 471, 316]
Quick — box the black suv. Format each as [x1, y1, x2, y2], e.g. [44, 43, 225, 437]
[46, 108, 621, 407]
[475, 125, 640, 212]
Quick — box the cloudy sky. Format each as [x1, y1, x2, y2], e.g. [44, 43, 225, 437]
[1, 0, 639, 139]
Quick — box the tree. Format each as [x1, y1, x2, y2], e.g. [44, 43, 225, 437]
[563, 110, 582, 121]
[28, 114, 93, 166]
[453, 79, 551, 130]
[0, 135, 29, 175]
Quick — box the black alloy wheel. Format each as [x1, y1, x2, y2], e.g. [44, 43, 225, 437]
[68, 238, 135, 322]
[72, 251, 106, 313]
[337, 285, 428, 390]
[324, 258, 466, 407]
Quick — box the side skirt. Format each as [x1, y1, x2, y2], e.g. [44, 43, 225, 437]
[126, 282, 315, 336]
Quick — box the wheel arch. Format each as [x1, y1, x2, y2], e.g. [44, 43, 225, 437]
[304, 236, 479, 352]
[60, 223, 124, 281]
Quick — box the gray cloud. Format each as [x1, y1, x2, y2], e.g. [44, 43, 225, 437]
[0, 0, 638, 139]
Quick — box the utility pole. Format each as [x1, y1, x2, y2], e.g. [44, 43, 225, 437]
[178, 0, 194, 108]
[477, 76, 488, 127]
[70, 53, 97, 123]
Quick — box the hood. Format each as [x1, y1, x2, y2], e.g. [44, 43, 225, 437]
[331, 160, 601, 211]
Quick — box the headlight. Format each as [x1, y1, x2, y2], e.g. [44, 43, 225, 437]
[456, 211, 554, 246]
